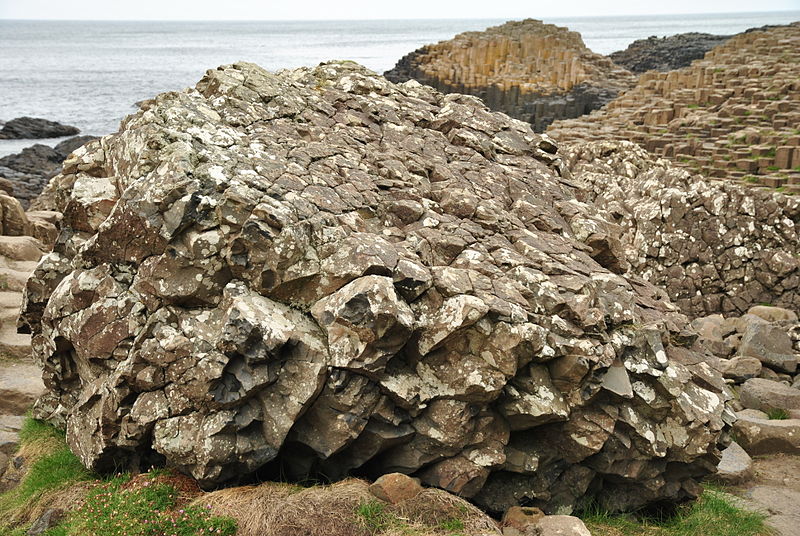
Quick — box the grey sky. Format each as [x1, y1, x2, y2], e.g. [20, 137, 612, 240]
[1, 0, 798, 20]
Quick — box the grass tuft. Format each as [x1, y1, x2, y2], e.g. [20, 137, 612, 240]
[583, 486, 772, 536]
[766, 408, 789, 420]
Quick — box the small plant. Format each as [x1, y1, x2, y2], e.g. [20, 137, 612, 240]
[767, 166, 780, 171]
[744, 176, 760, 184]
[687, 104, 700, 109]
[356, 500, 393, 533]
[767, 408, 789, 420]
[439, 517, 466, 535]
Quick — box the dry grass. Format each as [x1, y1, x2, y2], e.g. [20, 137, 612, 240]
[199, 478, 501, 536]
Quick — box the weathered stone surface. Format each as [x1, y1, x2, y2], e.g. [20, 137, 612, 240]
[0, 363, 44, 416]
[740, 378, 800, 413]
[713, 441, 753, 485]
[560, 141, 800, 317]
[0, 117, 79, 139]
[739, 323, 797, 374]
[718, 356, 762, 382]
[385, 19, 634, 132]
[26, 507, 64, 536]
[22, 61, 726, 514]
[536, 515, 591, 536]
[733, 416, 800, 455]
[368, 473, 422, 504]
[0, 136, 97, 208]
[747, 305, 798, 324]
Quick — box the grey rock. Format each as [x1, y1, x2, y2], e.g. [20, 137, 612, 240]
[536, 515, 591, 536]
[739, 324, 797, 374]
[713, 441, 753, 484]
[26, 508, 64, 535]
[732, 416, 800, 455]
[718, 356, 762, 383]
[740, 378, 800, 413]
[21, 61, 726, 514]
[747, 305, 798, 324]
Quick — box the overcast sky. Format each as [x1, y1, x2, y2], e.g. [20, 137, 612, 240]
[1, 0, 798, 20]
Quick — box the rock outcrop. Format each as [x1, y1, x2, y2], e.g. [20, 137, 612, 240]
[608, 33, 730, 73]
[561, 141, 800, 317]
[549, 23, 800, 193]
[384, 19, 635, 132]
[22, 61, 727, 514]
[0, 136, 97, 208]
[0, 117, 79, 140]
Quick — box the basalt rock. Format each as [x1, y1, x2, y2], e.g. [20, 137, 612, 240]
[0, 117, 79, 140]
[608, 33, 731, 74]
[0, 135, 98, 208]
[23, 61, 726, 514]
[560, 141, 800, 317]
[384, 19, 634, 132]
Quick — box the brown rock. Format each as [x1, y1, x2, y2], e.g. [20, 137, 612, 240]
[368, 473, 422, 504]
[536, 515, 592, 536]
[740, 378, 800, 413]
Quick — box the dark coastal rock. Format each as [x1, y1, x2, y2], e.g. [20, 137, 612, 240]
[0, 117, 79, 140]
[608, 33, 730, 73]
[0, 135, 97, 208]
[23, 61, 726, 514]
[385, 19, 634, 132]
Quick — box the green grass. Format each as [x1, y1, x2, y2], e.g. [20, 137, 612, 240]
[61, 473, 236, 536]
[356, 500, 464, 536]
[1, 418, 236, 536]
[583, 487, 772, 536]
[0, 418, 94, 524]
[744, 176, 760, 184]
[766, 408, 789, 420]
[438, 517, 465, 535]
[356, 501, 395, 534]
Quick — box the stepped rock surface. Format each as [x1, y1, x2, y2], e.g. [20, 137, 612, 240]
[608, 32, 731, 74]
[22, 61, 727, 514]
[548, 23, 800, 193]
[384, 19, 634, 132]
[560, 141, 800, 317]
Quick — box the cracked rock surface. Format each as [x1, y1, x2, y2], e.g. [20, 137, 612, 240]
[23, 61, 726, 514]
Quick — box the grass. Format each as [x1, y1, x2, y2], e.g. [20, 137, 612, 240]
[0, 418, 94, 529]
[0, 418, 236, 536]
[744, 176, 760, 184]
[583, 486, 772, 536]
[766, 408, 790, 420]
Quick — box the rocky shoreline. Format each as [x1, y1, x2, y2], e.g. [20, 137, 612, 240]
[0, 16, 799, 536]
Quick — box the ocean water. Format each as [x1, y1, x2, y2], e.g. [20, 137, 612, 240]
[0, 11, 798, 157]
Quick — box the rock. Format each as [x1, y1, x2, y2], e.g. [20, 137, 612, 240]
[557, 140, 800, 318]
[26, 507, 64, 535]
[368, 473, 422, 504]
[0, 415, 25, 455]
[0, 135, 97, 208]
[739, 324, 797, 374]
[0, 236, 46, 262]
[747, 306, 798, 324]
[502, 506, 544, 534]
[0, 363, 44, 416]
[713, 441, 753, 484]
[385, 19, 634, 132]
[536, 515, 591, 536]
[736, 409, 768, 420]
[732, 416, 800, 455]
[0, 117, 79, 139]
[740, 378, 800, 413]
[0, 194, 31, 236]
[718, 356, 762, 383]
[20, 61, 727, 514]
[608, 32, 730, 73]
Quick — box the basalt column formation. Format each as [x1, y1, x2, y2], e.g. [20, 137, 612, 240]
[548, 23, 800, 192]
[385, 19, 635, 132]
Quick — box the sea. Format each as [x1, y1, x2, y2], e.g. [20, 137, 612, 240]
[1, 11, 799, 157]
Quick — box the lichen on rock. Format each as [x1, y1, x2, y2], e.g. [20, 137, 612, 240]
[23, 61, 726, 514]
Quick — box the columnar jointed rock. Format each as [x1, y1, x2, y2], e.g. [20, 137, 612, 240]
[23, 61, 726, 514]
[385, 19, 635, 132]
[549, 24, 800, 192]
[561, 141, 800, 317]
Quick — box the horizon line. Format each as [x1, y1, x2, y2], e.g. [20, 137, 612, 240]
[2, 8, 799, 23]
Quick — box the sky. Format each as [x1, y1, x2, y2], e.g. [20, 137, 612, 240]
[0, 0, 798, 20]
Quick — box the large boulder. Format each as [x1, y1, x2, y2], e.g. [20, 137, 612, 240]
[21, 61, 726, 514]
[739, 378, 800, 413]
[738, 323, 797, 374]
[0, 117, 79, 139]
